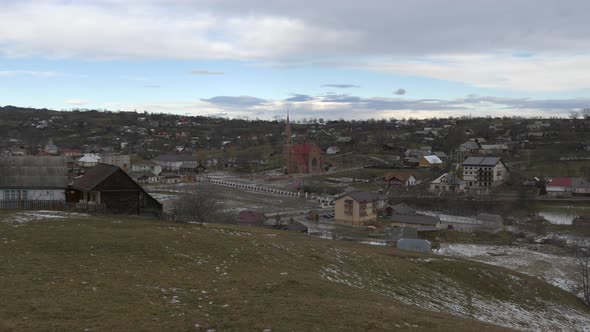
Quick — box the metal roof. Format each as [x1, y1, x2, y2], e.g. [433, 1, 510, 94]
[0, 156, 69, 189]
[390, 214, 441, 226]
[462, 156, 502, 166]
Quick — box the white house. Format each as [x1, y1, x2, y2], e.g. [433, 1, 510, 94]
[131, 160, 162, 176]
[462, 156, 509, 189]
[78, 153, 101, 167]
[430, 173, 465, 192]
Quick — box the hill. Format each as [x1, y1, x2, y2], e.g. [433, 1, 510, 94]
[1, 210, 589, 331]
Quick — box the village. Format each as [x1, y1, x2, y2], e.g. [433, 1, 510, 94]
[1, 107, 590, 330]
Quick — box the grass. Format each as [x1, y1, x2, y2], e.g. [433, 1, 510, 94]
[520, 159, 590, 177]
[1, 212, 588, 331]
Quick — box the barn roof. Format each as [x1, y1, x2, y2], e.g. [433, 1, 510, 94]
[422, 155, 443, 164]
[70, 163, 120, 191]
[0, 156, 69, 189]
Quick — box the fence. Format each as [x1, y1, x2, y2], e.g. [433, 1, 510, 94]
[0, 200, 109, 214]
[0, 200, 66, 210]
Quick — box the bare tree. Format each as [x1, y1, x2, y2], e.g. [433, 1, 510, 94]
[578, 253, 590, 305]
[570, 236, 590, 306]
[170, 184, 231, 224]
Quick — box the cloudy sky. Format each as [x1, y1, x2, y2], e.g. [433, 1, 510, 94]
[1, 0, 589, 120]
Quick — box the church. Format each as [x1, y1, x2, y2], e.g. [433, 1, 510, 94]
[282, 113, 323, 174]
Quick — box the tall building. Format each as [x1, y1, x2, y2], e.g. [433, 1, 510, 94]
[282, 113, 323, 174]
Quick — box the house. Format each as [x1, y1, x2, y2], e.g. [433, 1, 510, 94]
[462, 156, 509, 189]
[545, 177, 572, 196]
[419, 155, 443, 168]
[238, 210, 267, 227]
[459, 141, 480, 153]
[326, 146, 339, 155]
[100, 153, 131, 171]
[78, 153, 101, 167]
[334, 192, 380, 226]
[152, 154, 200, 171]
[430, 173, 465, 192]
[44, 141, 59, 155]
[403, 157, 419, 168]
[384, 172, 417, 188]
[479, 144, 509, 155]
[433, 151, 449, 163]
[389, 214, 441, 230]
[383, 203, 416, 216]
[62, 148, 82, 158]
[0, 156, 68, 209]
[179, 163, 207, 174]
[476, 213, 504, 231]
[572, 178, 590, 197]
[396, 238, 432, 253]
[132, 160, 162, 176]
[68, 164, 162, 216]
[128, 171, 159, 184]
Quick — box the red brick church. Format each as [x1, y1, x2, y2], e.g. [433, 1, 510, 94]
[282, 113, 323, 174]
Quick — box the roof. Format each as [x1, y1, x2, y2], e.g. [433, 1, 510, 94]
[476, 213, 504, 224]
[128, 171, 157, 179]
[78, 153, 101, 163]
[462, 156, 502, 167]
[431, 173, 464, 185]
[338, 191, 381, 203]
[480, 144, 508, 150]
[70, 163, 120, 191]
[388, 203, 416, 215]
[390, 214, 441, 226]
[422, 155, 443, 164]
[152, 154, 199, 162]
[384, 172, 415, 182]
[460, 141, 480, 149]
[547, 177, 572, 188]
[433, 151, 448, 158]
[572, 178, 590, 188]
[0, 156, 69, 189]
[133, 160, 159, 166]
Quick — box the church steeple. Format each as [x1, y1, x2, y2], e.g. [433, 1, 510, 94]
[284, 110, 292, 145]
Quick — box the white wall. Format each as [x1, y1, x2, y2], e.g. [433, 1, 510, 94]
[1, 189, 65, 201]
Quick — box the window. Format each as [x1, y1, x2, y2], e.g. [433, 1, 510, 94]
[344, 200, 353, 216]
[3, 189, 27, 200]
[359, 202, 368, 217]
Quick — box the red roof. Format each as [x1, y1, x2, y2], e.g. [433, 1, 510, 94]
[547, 177, 572, 188]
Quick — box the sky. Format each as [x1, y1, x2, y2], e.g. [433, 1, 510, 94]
[1, 0, 590, 120]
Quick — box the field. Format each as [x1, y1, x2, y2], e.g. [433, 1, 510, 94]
[2, 211, 590, 331]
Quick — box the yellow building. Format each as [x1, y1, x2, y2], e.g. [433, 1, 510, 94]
[334, 192, 379, 226]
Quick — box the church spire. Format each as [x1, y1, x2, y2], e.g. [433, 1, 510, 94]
[284, 110, 292, 145]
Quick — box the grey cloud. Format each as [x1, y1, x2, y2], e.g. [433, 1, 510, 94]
[285, 94, 313, 102]
[321, 84, 359, 89]
[394, 88, 406, 95]
[201, 96, 266, 107]
[191, 70, 225, 75]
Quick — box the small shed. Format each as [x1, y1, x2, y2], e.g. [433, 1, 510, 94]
[396, 238, 432, 253]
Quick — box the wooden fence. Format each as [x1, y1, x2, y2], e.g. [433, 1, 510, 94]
[0, 200, 66, 210]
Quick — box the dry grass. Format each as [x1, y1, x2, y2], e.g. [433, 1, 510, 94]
[0, 212, 588, 331]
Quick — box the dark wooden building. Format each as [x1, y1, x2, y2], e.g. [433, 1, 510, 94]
[67, 163, 163, 216]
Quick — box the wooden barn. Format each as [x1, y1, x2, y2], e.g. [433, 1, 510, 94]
[67, 163, 162, 216]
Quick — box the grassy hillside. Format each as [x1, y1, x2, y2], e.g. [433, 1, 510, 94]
[1, 211, 589, 331]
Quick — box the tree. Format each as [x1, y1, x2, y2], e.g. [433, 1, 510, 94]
[170, 184, 230, 224]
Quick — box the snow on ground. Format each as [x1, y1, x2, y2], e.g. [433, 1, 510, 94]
[320, 246, 590, 332]
[437, 243, 581, 297]
[1, 210, 90, 224]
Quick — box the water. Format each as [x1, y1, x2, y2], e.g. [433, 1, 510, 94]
[536, 203, 590, 225]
